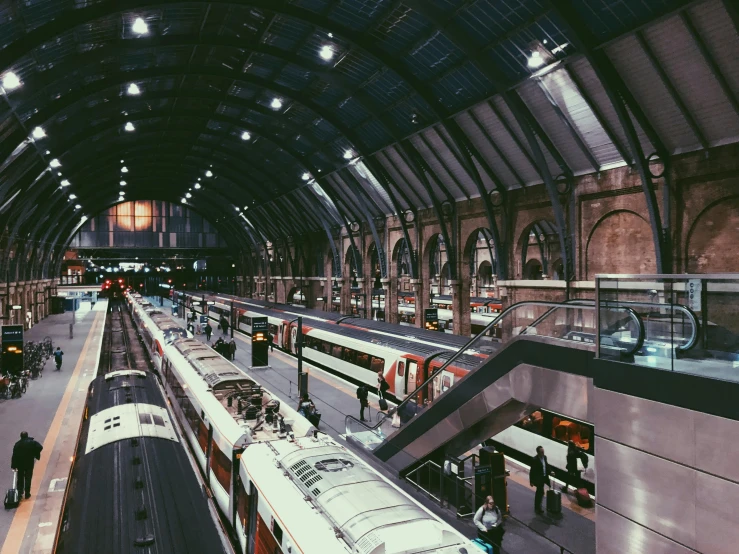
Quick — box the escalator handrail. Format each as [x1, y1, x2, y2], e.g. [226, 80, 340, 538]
[345, 300, 628, 435]
[517, 301, 644, 356]
[570, 299, 699, 352]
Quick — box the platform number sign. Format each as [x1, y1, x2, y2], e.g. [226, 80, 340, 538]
[688, 279, 702, 312]
[424, 308, 440, 332]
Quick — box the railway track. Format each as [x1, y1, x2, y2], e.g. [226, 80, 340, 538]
[99, 299, 151, 375]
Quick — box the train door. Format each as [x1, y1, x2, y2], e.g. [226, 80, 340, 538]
[246, 483, 258, 554]
[289, 325, 298, 354]
[394, 360, 406, 397]
[278, 324, 284, 348]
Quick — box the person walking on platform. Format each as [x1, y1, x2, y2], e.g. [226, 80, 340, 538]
[11, 432, 43, 500]
[267, 332, 274, 352]
[563, 441, 587, 493]
[529, 446, 552, 514]
[474, 495, 504, 554]
[204, 322, 213, 342]
[220, 316, 229, 336]
[357, 385, 369, 422]
[228, 339, 237, 361]
[53, 347, 64, 371]
[377, 371, 390, 400]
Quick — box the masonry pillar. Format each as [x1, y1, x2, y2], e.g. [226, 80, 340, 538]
[340, 277, 351, 315]
[412, 278, 428, 329]
[382, 278, 398, 324]
[451, 278, 471, 336]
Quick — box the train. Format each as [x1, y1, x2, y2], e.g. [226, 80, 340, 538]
[175, 290, 597, 489]
[126, 292, 479, 553]
[176, 291, 487, 405]
[54, 369, 231, 554]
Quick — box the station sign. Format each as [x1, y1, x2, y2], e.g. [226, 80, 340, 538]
[1, 325, 24, 342]
[1, 325, 24, 375]
[424, 308, 440, 332]
[251, 317, 269, 367]
[252, 317, 269, 337]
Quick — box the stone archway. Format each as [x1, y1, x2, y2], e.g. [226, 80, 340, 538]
[685, 196, 739, 273]
[518, 220, 559, 279]
[586, 210, 656, 278]
[523, 258, 543, 280]
[464, 228, 497, 296]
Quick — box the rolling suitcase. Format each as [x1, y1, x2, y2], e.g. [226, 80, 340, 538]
[546, 488, 562, 514]
[471, 538, 493, 553]
[575, 487, 593, 508]
[4, 470, 19, 510]
[378, 397, 388, 411]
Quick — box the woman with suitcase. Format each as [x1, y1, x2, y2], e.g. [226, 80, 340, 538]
[377, 371, 390, 411]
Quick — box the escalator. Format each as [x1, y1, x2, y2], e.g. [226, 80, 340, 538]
[345, 299, 700, 474]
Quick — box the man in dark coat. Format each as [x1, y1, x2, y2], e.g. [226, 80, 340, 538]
[356, 385, 369, 422]
[11, 432, 43, 499]
[228, 339, 237, 361]
[529, 446, 552, 514]
[563, 441, 588, 493]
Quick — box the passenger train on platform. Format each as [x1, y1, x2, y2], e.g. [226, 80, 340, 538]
[175, 291, 487, 405]
[126, 292, 478, 553]
[175, 290, 596, 490]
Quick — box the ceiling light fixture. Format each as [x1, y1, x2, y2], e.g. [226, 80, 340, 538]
[2, 71, 21, 91]
[127, 83, 141, 95]
[60, 179, 70, 187]
[124, 121, 135, 132]
[319, 45, 335, 61]
[120, 180, 126, 186]
[194, 183, 201, 189]
[119, 191, 126, 195]
[121, 166, 128, 173]
[235, 206, 240, 211]
[241, 131, 251, 141]
[185, 192, 192, 198]
[271, 97, 283, 110]
[31, 126, 46, 140]
[205, 170, 213, 177]
[75, 204, 81, 209]
[302, 172, 310, 181]
[181, 198, 187, 204]
[527, 51, 545, 69]
[132, 17, 149, 35]
[69, 194, 77, 200]
[343, 149, 354, 160]
[49, 159, 61, 168]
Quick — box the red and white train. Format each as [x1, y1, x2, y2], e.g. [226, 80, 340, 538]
[176, 291, 488, 406]
[126, 292, 478, 553]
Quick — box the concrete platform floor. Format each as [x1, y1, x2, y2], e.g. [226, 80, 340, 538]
[152, 296, 596, 554]
[0, 302, 107, 554]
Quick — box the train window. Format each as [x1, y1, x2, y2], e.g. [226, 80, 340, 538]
[520, 411, 544, 434]
[551, 417, 591, 452]
[342, 348, 357, 364]
[370, 356, 384, 373]
[152, 414, 165, 427]
[355, 352, 369, 369]
[397, 361, 405, 376]
[272, 520, 283, 545]
[321, 341, 331, 355]
[210, 440, 232, 492]
[236, 477, 249, 531]
[442, 375, 451, 390]
[331, 344, 343, 358]
[139, 413, 153, 425]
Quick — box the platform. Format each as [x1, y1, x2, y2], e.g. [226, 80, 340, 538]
[0, 301, 108, 554]
[152, 297, 596, 554]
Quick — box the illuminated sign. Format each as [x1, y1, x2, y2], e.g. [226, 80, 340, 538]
[424, 308, 439, 331]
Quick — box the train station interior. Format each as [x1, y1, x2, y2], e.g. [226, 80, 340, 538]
[0, 0, 737, 553]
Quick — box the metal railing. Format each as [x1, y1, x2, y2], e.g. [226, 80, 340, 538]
[344, 300, 644, 448]
[404, 459, 575, 554]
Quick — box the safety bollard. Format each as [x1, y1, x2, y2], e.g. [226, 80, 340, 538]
[69, 323, 74, 340]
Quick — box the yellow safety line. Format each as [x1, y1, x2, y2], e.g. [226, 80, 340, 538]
[0, 310, 105, 554]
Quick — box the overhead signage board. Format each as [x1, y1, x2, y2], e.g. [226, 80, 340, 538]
[2, 325, 24, 342]
[252, 317, 269, 334]
[424, 308, 440, 332]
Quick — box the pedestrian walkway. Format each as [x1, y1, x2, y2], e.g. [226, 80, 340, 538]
[154, 297, 596, 554]
[0, 301, 107, 554]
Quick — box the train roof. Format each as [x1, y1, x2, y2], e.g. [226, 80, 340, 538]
[242, 436, 472, 554]
[57, 372, 228, 554]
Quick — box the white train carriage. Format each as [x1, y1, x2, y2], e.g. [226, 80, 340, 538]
[127, 292, 317, 532]
[235, 435, 477, 554]
[126, 293, 190, 371]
